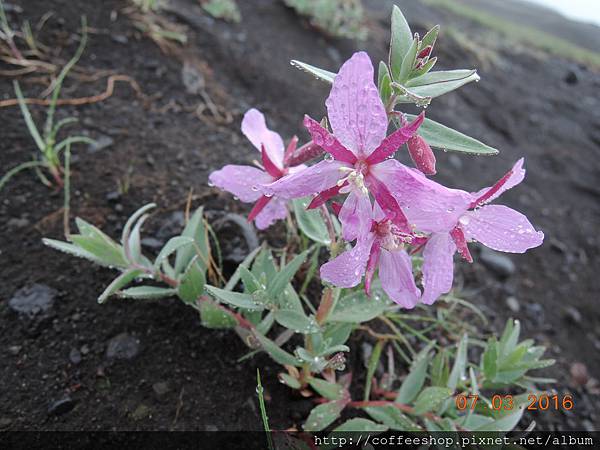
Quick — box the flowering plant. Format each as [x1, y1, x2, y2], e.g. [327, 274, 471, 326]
[44, 5, 553, 434]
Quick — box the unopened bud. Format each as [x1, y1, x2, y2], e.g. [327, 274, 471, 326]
[407, 134, 436, 175]
[417, 45, 432, 60]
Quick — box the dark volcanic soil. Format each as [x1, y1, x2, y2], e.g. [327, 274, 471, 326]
[1, 0, 599, 432]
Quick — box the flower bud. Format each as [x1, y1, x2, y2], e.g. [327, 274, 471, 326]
[407, 134, 436, 175]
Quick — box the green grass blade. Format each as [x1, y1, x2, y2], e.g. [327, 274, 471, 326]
[0, 160, 47, 193]
[13, 81, 45, 152]
[256, 369, 274, 450]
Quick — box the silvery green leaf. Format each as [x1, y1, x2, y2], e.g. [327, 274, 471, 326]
[403, 70, 480, 98]
[431, 348, 449, 387]
[199, 301, 237, 329]
[98, 268, 145, 303]
[318, 344, 349, 357]
[42, 238, 106, 266]
[398, 35, 418, 83]
[308, 378, 345, 400]
[290, 60, 335, 84]
[121, 203, 156, 246]
[460, 413, 495, 430]
[251, 248, 277, 281]
[413, 387, 453, 415]
[224, 245, 262, 291]
[153, 236, 194, 270]
[127, 213, 149, 265]
[69, 235, 128, 269]
[177, 256, 206, 304]
[328, 284, 391, 323]
[205, 285, 264, 311]
[447, 334, 468, 392]
[174, 207, 210, 275]
[267, 250, 309, 298]
[364, 406, 421, 431]
[500, 319, 520, 356]
[364, 340, 384, 401]
[239, 266, 263, 293]
[474, 407, 524, 432]
[410, 56, 437, 78]
[420, 24, 440, 51]
[331, 418, 388, 433]
[407, 69, 478, 87]
[404, 114, 499, 155]
[396, 342, 434, 404]
[322, 323, 353, 349]
[279, 373, 301, 389]
[273, 310, 319, 334]
[254, 331, 301, 367]
[389, 5, 412, 80]
[303, 401, 346, 432]
[378, 61, 393, 105]
[292, 197, 330, 245]
[119, 286, 177, 299]
[256, 311, 275, 335]
[278, 284, 305, 315]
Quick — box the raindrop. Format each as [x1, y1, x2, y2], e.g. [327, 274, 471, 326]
[207, 181, 215, 187]
[324, 152, 334, 162]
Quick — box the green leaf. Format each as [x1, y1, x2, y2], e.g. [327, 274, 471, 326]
[364, 406, 421, 431]
[364, 340, 384, 401]
[251, 248, 277, 282]
[309, 378, 345, 400]
[398, 36, 418, 83]
[405, 114, 498, 155]
[431, 348, 450, 387]
[500, 319, 520, 356]
[98, 268, 145, 304]
[177, 257, 206, 304]
[328, 284, 391, 323]
[153, 236, 194, 270]
[397, 342, 434, 404]
[121, 203, 156, 247]
[303, 400, 346, 432]
[267, 250, 308, 298]
[413, 387, 453, 415]
[332, 418, 388, 433]
[447, 334, 468, 392]
[205, 285, 264, 311]
[42, 238, 107, 267]
[290, 60, 335, 84]
[254, 331, 301, 367]
[174, 207, 210, 275]
[279, 373, 301, 390]
[292, 197, 330, 244]
[69, 235, 127, 269]
[420, 24, 440, 52]
[126, 214, 149, 265]
[389, 5, 413, 80]
[322, 323, 353, 349]
[482, 338, 499, 380]
[378, 61, 393, 104]
[407, 69, 478, 87]
[273, 310, 319, 334]
[410, 56, 437, 78]
[118, 286, 177, 299]
[474, 408, 524, 432]
[239, 266, 263, 293]
[199, 301, 237, 329]
[224, 246, 262, 291]
[403, 70, 480, 98]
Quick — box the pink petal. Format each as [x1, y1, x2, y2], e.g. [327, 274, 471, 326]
[261, 144, 284, 178]
[471, 158, 525, 207]
[308, 183, 345, 209]
[371, 159, 473, 233]
[364, 243, 381, 296]
[320, 235, 375, 288]
[339, 188, 373, 241]
[325, 51, 387, 157]
[247, 195, 272, 223]
[365, 173, 409, 231]
[421, 232, 456, 305]
[460, 205, 544, 253]
[254, 197, 288, 230]
[450, 226, 473, 262]
[303, 115, 357, 164]
[366, 112, 425, 165]
[264, 160, 346, 200]
[241, 108, 285, 168]
[379, 249, 420, 308]
[209, 165, 271, 203]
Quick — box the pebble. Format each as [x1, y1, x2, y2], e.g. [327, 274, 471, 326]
[6, 217, 30, 229]
[9, 284, 57, 318]
[106, 333, 141, 360]
[88, 135, 114, 153]
[8, 345, 22, 356]
[152, 381, 171, 400]
[106, 191, 121, 203]
[564, 306, 582, 324]
[181, 61, 205, 95]
[506, 296, 520, 313]
[48, 397, 75, 416]
[0, 417, 12, 429]
[69, 348, 82, 365]
[479, 247, 515, 278]
[130, 404, 151, 421]
[80, 344, 90, 355]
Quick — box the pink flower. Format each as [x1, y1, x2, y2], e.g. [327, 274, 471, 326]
[264, 52, 425, 240]
[393, 158, 544, 304]
[208, 108, 304, 229]
[320, 202, 422, 308]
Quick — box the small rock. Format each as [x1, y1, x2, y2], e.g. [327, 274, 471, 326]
[130, 404, 151, 421]
[111, 34, 128, 44]
[6, 217, 30, 229]
[141, 237, 163, 249]
[69, 348, 82, 365]
[106, 333, 141, 360]
[506, 296, 520, 313]
[564, 306, 582, 324]
[182, 61, 205, 95]
[205, 424, 219, 431]
[80, 344, 90, 355]
[88, 135, 114, 153]
[0, 417, 12, 429]
[570, 362, 589, 386]
[106, 191, 121, 203]
[8, 345, 22, 356]
[152, 381, 171, 399]
[48, 397, 75, 416]
[564, 70, 578, 85]
[479, 247, 515, 278]
[9, 284, 57, 318]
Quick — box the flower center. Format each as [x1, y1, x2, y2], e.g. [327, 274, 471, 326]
[373, 219, 412, 251]
[337, 160, 370, 195]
